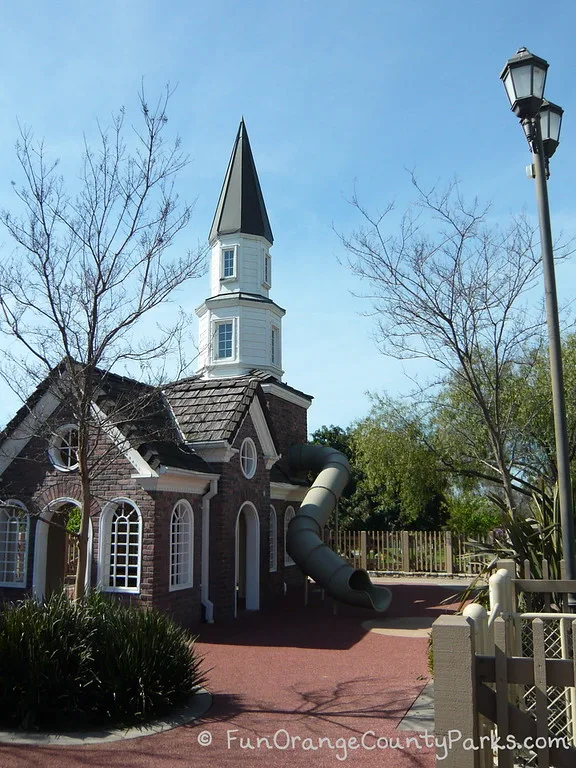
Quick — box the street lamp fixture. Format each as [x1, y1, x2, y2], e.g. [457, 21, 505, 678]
[539, 101, 563, 159]
[501, 49, 576, 604]
[500, 47, 548, 119]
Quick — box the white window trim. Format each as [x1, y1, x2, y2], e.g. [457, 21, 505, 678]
[169, 499, 194, 591]
[262, 253, 271, 288]
[240, 437, 257, 479]
[212, 318, 237, 363]
[220, 245, 237, 281]
[0, 499, 29, 588]
[98, 498, 142, 594]
[48, 423, 79, 472]
[271, 326, 280, 366]
[284, 506, 295, 567]
[269, 505, 277, 573]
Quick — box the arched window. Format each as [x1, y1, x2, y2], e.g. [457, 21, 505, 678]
[100, 499, 141, 593]
[284, 506, 295, 566]
[0, 500, 29, 587]
[240, 438, 257, 479]
[269, 506, 277, 572]
[49, 424, 79, 471]
[170, 500, 193, 590]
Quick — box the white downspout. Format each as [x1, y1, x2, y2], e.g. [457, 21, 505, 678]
[201, 477, 218, 623]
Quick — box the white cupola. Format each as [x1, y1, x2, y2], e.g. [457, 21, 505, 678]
[196, 120, 285, 379]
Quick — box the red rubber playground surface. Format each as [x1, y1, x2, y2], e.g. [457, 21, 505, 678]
[0, 582, 461, 768]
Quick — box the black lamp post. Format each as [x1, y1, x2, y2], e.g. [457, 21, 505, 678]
[501, 48, 575, 601]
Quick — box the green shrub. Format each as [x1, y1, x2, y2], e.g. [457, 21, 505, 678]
[0, 591, 207, 730]
[446, 494, 501, 537]
[83, 592, 206, 723]
[0, 592, 94, 729]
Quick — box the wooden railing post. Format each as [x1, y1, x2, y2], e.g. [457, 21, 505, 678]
[360, 530, 367, 570]
[401, 530, 410, 572]
[446, 531, 454, 576]
[433, 615, 481, 767]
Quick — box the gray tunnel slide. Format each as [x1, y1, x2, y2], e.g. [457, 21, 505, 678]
[287, 444, 392, 613]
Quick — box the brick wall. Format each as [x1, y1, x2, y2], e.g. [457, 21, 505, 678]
[263, 392, 308, 476]
[0, 403, 206, 626]
[0, 389, 309, 624]
[208, 413, 270, 621]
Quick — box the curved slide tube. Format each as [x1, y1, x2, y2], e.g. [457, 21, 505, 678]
[287, 444, 392, 613]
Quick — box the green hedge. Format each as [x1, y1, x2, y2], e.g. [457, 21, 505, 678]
[0, 592, 207, 730]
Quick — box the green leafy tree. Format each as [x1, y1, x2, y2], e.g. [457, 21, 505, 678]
[339, 177, 575, 517]
[352, 397, 449, 530]
[310, 425, 391, 530]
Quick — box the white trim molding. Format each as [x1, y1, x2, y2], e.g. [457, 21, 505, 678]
[90, 402, 158, 477]
[169, 499, 194, 592]
[201, 478, 218, 623]
[188, 440, 238, 463]
[0, 499, 29, 588]
[98, 498, 142, 594]
[235, 501, 260, 617]
[270, 482, 309, 502]
[260, 382, 312, 410]
[0, 389, 61, 476]
[134, 466, 220, 494]
[248, 398, 280, 469]
[32, 497, 91, 600]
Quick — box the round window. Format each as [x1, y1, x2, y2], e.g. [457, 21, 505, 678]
[240, 438, 257, 479]
[49, 424, 79, 471]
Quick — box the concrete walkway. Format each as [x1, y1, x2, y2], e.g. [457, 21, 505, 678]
[0, 582, 460, 767]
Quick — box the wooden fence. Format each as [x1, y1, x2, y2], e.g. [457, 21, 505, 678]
[325, 529, 490, 576]
[433, 560, 576, 767]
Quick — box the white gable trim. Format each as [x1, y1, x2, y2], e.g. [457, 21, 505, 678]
[0, 389, 61, 476]
[248, 398, 280, 469]
[270, 482, 309, 502]
[134, 466, 220, 494]
[261, 382, 312, 410]
[187, 440, 237, 463]
[90, 402, 158, 477]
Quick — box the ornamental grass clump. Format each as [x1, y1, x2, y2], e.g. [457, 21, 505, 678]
[83, 592, 207, 723]
[0, 591, 207, 730]
[0, 592, 94, 729]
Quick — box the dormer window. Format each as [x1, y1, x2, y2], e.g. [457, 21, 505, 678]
[263, 254, 271, 287]
[221, 246, 236, 280]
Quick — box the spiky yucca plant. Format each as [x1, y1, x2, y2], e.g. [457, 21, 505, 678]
[457, 487, 563, 610]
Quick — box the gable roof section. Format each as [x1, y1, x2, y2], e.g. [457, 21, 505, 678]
[164, 375, 264, 444]
[208, 119, 273, 245]
[0, 363, 286, 478]
[91, 370, 216, 474]
[248, 369, 313, 406]
[0, 366, 216, 478]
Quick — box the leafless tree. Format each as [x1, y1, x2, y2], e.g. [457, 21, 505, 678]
[340, 176, 569, 517]
[0, 87, 206, 598]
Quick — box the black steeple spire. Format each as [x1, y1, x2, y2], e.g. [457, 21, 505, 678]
[209, 119, 274, 245]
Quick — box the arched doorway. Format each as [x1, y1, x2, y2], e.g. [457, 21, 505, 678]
[235, 502, 260, 616]
[33, 498, 90, 599]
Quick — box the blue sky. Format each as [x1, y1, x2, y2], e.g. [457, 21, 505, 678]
[0, 0, 575, 434]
